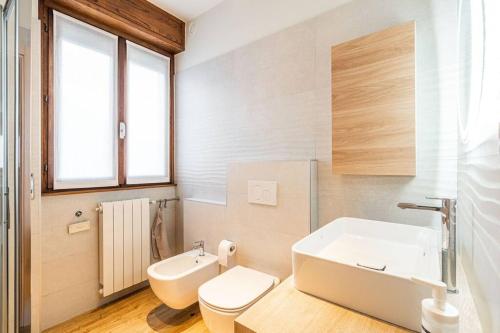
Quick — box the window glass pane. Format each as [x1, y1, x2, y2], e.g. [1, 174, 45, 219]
[53, 12, 118, 189]
[126, 42, 170, 183]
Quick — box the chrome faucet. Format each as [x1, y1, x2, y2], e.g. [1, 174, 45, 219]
[193, 240, 205, 256]
[398, 197, 457, 293]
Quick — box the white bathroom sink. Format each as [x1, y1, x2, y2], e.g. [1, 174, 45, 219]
[292, 217, 440, 331]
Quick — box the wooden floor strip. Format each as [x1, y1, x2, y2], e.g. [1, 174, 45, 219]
[43, 288, 209, 333]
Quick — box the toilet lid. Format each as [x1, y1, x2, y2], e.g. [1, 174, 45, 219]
[198, 266, 276, 311]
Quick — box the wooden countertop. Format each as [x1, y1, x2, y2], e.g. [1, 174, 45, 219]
[235, 276, 411, 333]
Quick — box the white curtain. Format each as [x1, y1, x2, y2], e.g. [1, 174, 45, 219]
[125, 41, 170, 184]
[53, 12, 118, 189]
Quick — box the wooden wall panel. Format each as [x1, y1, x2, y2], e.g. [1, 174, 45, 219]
[332, 22, 416, 176]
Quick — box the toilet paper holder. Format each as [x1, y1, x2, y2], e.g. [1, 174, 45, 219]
[218, 240, 237, 267]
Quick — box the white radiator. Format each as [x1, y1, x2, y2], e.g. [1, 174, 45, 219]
[99, 198, 150, 297]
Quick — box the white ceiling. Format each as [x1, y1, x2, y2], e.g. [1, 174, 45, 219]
[148, 0, 225, 21]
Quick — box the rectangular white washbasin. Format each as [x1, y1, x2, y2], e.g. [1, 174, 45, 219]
[292, 217, 440, 331]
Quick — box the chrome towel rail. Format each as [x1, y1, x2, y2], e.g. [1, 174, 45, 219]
[96, 197, 179, 212]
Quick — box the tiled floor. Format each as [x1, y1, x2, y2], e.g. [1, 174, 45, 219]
[43, 288, 209, 333]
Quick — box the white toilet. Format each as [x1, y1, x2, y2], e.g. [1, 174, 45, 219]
[198, 265, 279, 333]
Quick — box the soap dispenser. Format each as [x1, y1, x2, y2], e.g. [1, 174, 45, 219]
[411, 277, 459, 333]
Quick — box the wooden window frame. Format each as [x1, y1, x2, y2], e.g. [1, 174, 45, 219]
[40, 7, 175, 195]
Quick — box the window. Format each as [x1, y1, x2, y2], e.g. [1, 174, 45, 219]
[42, 11, 174, 193]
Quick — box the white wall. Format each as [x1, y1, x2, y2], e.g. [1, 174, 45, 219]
[458, 1, 500, 331]
[30, 1, 42, 331]
[176, 0, 352, 71]
[176, 0, 458, 233]
[29, 39, 41, 333]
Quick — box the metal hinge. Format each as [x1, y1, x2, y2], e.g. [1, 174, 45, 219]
[4, 187, 9, 229]
[30, 173, 35, 200]
[44, 95, 49, 103]
[44, 23, 48, 32]
[44, 164, 48, 173]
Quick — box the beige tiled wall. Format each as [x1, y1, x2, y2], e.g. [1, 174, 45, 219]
[184, 161, 313, 280]
[40, 187, 177, 330]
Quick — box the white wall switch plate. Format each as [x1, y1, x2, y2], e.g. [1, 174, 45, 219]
[248, 180, 278, 206]
[68, 220, 90, 234]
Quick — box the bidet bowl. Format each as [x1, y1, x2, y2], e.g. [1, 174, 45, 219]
[147, 250, 218, 309]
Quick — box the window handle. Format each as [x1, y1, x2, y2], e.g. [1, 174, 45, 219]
[119, 122, 126, 139]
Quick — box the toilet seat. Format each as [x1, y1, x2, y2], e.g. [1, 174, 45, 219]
[199, 297, 244, 314]
[198, 266, 276, 313]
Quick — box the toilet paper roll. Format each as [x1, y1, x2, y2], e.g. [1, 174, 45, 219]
[218, 240, 236, 267]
